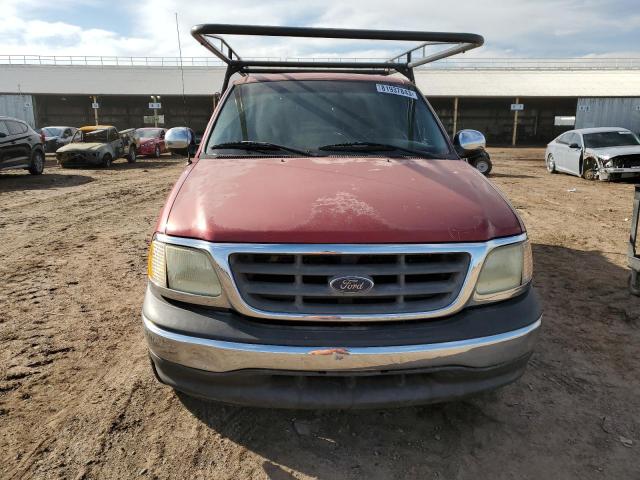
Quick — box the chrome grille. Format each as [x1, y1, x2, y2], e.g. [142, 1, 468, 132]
[229, 252, 470, 315]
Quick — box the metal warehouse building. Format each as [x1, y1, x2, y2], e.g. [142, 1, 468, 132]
[1, 56, 639, 145]
[575, 97, 640, 132]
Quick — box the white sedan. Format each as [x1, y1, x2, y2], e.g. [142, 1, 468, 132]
[545, 127, 640, 181]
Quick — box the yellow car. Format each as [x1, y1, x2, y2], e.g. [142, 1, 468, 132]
[56, 125, 136, 167]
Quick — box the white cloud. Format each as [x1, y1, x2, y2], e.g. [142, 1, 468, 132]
[1, 0, 639, 59]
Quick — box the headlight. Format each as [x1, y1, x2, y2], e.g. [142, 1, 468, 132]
[475, 240, 532, 296]
[148, 240, 221, 297]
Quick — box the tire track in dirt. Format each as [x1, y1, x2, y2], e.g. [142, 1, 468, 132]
[1, 159, 185, 479]
[2, 151, 639, 479]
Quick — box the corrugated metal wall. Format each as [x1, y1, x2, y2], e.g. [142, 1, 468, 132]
[576, 98, 640, 133]
[0, 94, 36, 127]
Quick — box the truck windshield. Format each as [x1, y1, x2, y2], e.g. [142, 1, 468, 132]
[583, 131, 640, 148]
[206, 80, 452, 157]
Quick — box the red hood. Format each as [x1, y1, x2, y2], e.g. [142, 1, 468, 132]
[162, 157, 522, 243]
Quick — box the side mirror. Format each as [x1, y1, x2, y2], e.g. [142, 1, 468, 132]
[165, 127, 194, 162]
[453, 129, 486, 156]
[165, 127, 191, 151]
[569, 143, 581, 149]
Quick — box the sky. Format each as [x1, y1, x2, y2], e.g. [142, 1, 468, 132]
[1, 0, 640, 60]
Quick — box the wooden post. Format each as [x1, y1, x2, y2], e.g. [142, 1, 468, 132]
[512, 97, 519, 146]
[452, 97, 459, 136]
[151, 95, 159, 127]
[93, 95, 99, 125]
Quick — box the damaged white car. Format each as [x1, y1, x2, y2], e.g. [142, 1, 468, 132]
[545, 127, 640, 181]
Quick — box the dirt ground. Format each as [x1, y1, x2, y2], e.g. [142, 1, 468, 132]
[1, 148, 639, 480]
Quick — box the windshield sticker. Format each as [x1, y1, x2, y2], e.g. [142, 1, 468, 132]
[376, 84, 418, 99]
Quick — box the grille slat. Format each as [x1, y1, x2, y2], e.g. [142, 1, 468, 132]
[244, 280, 458, 297]
[230, 252, 470, 316]
[232, 260, 466, 276]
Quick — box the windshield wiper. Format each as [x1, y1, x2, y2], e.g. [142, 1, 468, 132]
[317, 142, 439, 158]
[209, 141, 312, 157]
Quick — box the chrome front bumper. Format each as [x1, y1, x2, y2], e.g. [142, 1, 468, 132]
[143, 315, 541, 374]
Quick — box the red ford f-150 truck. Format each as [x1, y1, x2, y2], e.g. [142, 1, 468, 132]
[143, 25, 541, 409]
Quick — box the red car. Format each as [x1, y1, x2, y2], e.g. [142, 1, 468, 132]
[135, 128, 166, 158]
[143, 25, 541, 409]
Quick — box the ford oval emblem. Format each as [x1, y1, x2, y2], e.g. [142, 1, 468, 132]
[329, 276, 374, 294]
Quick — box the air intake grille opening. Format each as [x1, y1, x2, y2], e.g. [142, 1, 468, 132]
[230, 252, 470, 316]
[612, 155, 640, 169]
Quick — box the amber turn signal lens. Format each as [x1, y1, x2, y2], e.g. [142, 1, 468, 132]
[147, 240, 167, 288]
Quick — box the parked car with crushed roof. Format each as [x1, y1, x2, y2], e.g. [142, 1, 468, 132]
[0, 116, 45, 175]
[37, 126, 77, 153]
[545, 127, 640, 181]
[135, 128, 167, 158]
[56, 125, 136, 167]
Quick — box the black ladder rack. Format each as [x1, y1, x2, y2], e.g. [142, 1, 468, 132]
[190, 24, 484, 90]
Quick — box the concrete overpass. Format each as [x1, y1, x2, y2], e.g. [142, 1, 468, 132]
[1, 56, 640, 144]
[2, 56, 640, 97]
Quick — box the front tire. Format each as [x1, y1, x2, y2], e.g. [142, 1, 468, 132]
[28, 149, 45, 175]
[630, 271, 640, 296]
[473, 152, 492, 175]
[127, 145, 136, 163]
[546, 154, 557, 173]
[149, 355, 164, 384]
[102, 153, 113, 168]
[582, 157, 598, 181]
